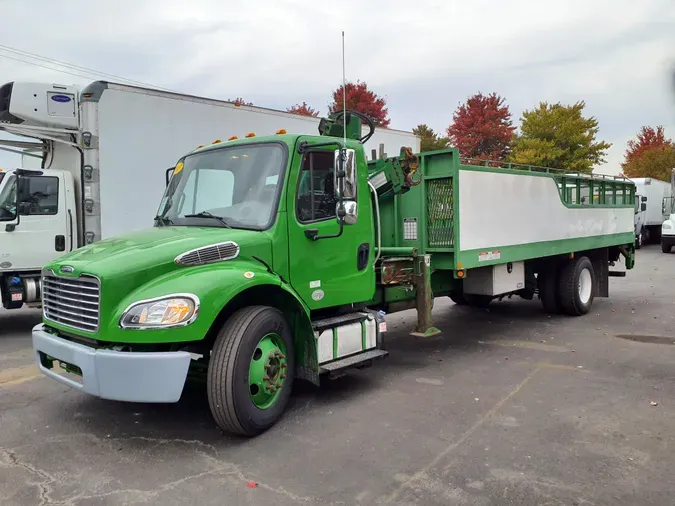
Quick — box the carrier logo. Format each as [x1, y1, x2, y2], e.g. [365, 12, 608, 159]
[51, 94, 72, 103]
[60, 265, 75, 274]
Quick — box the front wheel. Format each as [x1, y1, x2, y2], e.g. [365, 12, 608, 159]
[207, 306, 295, 437]
[636, 231, 643, 249]
[662, 243, 672, 254]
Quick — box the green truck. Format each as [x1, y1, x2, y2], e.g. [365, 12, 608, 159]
[32, 111, 636, 436]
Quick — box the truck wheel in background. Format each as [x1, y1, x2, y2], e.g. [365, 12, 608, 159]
[537, 267, 563, 314]
[557, 256, 596, 316]
[449, 292, 467, 305]
[636, 230, 643, 249]
[463, 293, 493, 308]
[662, 243, 672, 253]
[207, 306, 295, 437]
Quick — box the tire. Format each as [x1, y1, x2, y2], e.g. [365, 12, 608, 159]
[636, 231, 643, 250]
[463, 293, 493, 308]
[557, 256, 595, 316]
[537, 267, 563, 314]
[207, 306, 295, 437]
[662, 243, 672, 253]
[449, 292, 467, 305]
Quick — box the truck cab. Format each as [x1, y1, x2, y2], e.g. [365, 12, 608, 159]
[634, 192, 647, 248]
[660, 169, 675, 253]
[662, 196, 675, 253]
[0, 167, 76, 308]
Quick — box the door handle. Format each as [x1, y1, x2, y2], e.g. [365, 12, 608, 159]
[55, 235, 66, 252]
[357, 243, 370, 270]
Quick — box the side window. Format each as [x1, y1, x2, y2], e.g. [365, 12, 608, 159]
[180, 169, 234, 215]
[296, 151, 337, 223]
[19, 176, 59, 216]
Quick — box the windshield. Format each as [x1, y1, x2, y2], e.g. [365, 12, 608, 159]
[0, 174, 16, 221]
[157, 143, 286, 230]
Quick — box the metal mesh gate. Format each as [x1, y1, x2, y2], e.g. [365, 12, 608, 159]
[427, 178, 454, 248]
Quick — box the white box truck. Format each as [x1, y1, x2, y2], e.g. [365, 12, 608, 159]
[0, 80, 420, 309]
[660, 170, 675, 253]
[631, 177, 671, 245]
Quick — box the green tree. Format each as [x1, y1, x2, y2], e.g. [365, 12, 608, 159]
[412, 124, 449, 152]
[509, 101, 611, 173]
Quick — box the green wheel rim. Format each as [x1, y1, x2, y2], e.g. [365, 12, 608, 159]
[248, 333, 288, 409]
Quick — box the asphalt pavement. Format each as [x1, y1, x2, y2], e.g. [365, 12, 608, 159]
[1, 245, 674, 505]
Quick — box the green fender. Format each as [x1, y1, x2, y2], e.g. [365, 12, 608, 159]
[109, 259, 319, 382]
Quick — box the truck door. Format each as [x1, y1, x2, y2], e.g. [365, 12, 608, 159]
[286, 139, 375, 310]
[0, 170, 72, 271]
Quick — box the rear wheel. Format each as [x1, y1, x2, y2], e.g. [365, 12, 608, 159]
[207, 306, 295, 437]
[558, 256, 595, 316]
[537, 266, 563, 314]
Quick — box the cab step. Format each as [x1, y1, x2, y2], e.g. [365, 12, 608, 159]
[312, 312, 369, 330]
[320, 349, 389, 378]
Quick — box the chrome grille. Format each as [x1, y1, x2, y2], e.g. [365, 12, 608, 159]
[174, 241, 240, 266]
[42, 274, 100, 332]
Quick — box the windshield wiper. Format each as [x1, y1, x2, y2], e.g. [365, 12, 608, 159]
[154, 215, 173, 226]
[184, 211, 232, 228]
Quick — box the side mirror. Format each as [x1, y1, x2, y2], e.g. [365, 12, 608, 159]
[641, 202, 647, 212]
[165, 167, 175, 186]
[642, 196, 648, 202]
[340, 201, 358, 225]
[333, 148, 357, 200]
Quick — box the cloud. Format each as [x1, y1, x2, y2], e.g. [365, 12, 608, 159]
[1, 0, 674, 174]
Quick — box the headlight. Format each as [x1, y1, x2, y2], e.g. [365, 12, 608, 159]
[663, 223, 672, 230]
[120, 294, 199, 329]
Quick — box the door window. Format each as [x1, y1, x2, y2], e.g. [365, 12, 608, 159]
[296, 151, 337, 223]
[19, 176, 59, 215]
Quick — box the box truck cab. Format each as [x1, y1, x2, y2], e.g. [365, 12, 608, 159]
[660, 170, 675, 253]
[634, 192, 647, 248]
[0, 167, 77, 307]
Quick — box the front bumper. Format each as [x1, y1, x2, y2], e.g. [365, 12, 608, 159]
[32, 324, 191, 403]
[662, 234, 675, 247]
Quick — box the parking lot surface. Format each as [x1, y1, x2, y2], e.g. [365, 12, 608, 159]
[1, 246, 675, 505]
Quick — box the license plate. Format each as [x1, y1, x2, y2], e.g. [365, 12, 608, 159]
[11, 293, 22, 301]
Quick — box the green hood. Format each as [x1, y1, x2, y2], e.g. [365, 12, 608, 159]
[46, 226, 273, 282]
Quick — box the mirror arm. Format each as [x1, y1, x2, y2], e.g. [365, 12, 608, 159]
[305, 211, 346, 241]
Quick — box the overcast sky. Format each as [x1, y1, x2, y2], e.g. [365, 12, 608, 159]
[1, 0, 674, 175]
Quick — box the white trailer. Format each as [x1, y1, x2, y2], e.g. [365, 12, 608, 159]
[631, 177, 671, 244]
[0, 80, 420, 309]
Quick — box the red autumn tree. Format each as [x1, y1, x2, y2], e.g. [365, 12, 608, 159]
[287, 102, 319, 117]
[328, 80, 390, 127]
[446, 92, 515, 161]
[229, 97, 253, 106]
[621, 126, 674, 173]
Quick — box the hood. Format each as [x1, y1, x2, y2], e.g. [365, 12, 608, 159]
[45, 226, 273, 282]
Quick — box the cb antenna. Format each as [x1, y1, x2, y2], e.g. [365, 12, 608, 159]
[341, 30, 347, 148]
